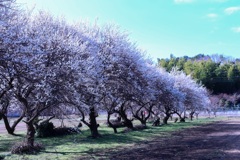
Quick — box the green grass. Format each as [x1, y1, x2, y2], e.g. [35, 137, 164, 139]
[0, 117, 224, 160]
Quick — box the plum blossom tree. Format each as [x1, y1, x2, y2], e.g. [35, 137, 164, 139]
[170, 68, 210, 122]
[0, 0, 14, 98]
[67, 23, 149, 134]
[94, 24, 154, 130]
[209, 95, 222, 117]
[3, 11, 81, 147]
[61, 21, 105, 138]
[152, 67, 185, 124]
[0, 0, 30, 135]
[129, 64, 163, 126]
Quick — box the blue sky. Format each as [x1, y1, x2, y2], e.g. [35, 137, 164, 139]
[16, 0, 240, 60]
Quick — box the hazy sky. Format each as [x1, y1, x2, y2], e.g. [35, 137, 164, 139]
[16, 0, 240, 60]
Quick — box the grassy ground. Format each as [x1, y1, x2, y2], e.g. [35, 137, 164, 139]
[0, 117, 224, 160]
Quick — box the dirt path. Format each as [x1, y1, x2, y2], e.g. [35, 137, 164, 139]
[106, 120, 240, 160]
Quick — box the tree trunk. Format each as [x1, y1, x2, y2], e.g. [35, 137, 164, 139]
[90, 125, 100, 138]
[138, 110, 147, 126]
[189, 112, 194, 121]
[124, 119, 134, 129]
[1, 114, 14, 135]
[176, 112, 185, 123]
[140, 120, 146, 126]
[163, 116, 169, 124]
[119, 111, 133, 129]
[89, 107, 100, 138]
[107, 112, 118, 133]
[163, 113, 171, 124]
[0, 112, 25, 135]
[26, 121, 36, 147]
[113, 127, 117, 133]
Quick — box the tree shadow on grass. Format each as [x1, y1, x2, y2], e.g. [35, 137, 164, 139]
[0, 135, 24, 152]
[0, 140, 15, 152]
[0, 120, 220, 159]
[40, 150, 86, 155]
[36, 132, 143, 159]
[38, 131, 142, 148]
[37, 121, 209, 150]
[0, 121, 211, 156]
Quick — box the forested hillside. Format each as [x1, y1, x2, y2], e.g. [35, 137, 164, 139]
[158, 54, 240, 94]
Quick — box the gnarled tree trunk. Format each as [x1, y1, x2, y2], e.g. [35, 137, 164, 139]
[132, 105, 154, 126]
[163, 116, 169, 124]
[26, 120, 36, 147]
[79, 107, 101, 138]
[0, 111, 25, 135]
[163, 113, 171, 124]
[0, 114, 14, 134]
[119, 109, 133, 129]
[89, 107, 100, 138]
[107, 112, 120, 133]
[189, 111, 195, 121]
[176, 112, 185, 123]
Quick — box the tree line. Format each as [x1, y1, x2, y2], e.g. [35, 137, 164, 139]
[0, 0, 210, 154]
[158, 54, 240, 94]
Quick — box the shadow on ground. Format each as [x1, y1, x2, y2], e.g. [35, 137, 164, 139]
[94, 121, 240, 160]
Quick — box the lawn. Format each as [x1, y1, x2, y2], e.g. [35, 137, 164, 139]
[0, 117, 224, 160]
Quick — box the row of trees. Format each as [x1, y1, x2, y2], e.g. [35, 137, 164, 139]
[158, 54, 240, 94]
[0, 0, 210, 153]
[210, 93, 240, 109]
